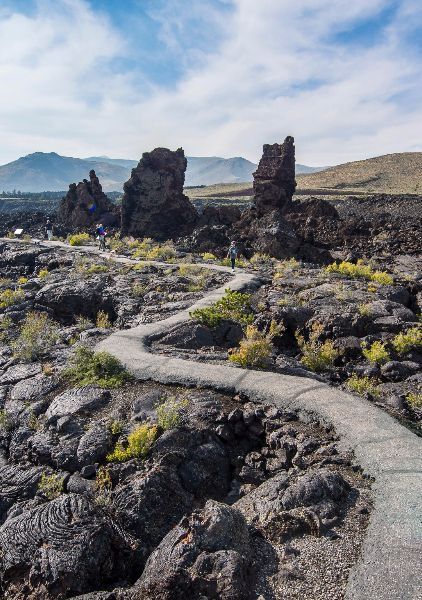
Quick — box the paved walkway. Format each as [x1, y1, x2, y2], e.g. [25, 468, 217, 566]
[3, 237, 422, 599]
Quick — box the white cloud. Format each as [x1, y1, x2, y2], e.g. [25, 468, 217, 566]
[0, 0, 421, 166]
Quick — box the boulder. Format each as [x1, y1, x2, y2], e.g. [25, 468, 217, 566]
[134, 500, 251, 600]
[45, 386, 111, 425]
[58, 170, 116, 228]
[0, 493, 135, 599]
[121, 147, 198, 239]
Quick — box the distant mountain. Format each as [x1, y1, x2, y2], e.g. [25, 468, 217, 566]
[0, 151, 327, 192]
[296, 152, 422, 194]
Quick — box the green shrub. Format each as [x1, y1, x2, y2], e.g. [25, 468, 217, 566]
[0, 409, 11, 431]
[250, 253, 274, 267]
[96, 310, 112, 328]
[75, 315, 94, 331]
[219, 257, 248, 268]
[156, 397, 188, 430]
[38, 269, 49, 279]
[362, 340, 390, 364]
[296, 323, 339, 372]
[325, 259, 393, 285]
[68, 232, 90, 246]
[63, 346, 131, 388]
[358, 303, 372, 317]
[131, 238, 176, 261]
[18, 276, 28, 285]
[0, 288, 25, 309]
[190, 289, 253, 328]
[108, 419, 124, 436]
[392, 326, 422, 355]
[38, 472, 64, 499]
[106, 423, 157, 462]
[201, 252, 217, 261]
[94, 466, 113, 506]
[346, 374, 380, 398]
[229, 325, 273, 368]
[86, 263, 109, 274]
[12, 312, 60, 361]
[273, 257, 301, 279]
[132, 283, 147, 297]
[406, 392, 422, 409]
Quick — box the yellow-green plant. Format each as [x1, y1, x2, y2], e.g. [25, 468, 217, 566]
[75, 315, 94, 331]
[63, 346, 131, 388]
[201, 252, 217, 261]
[250, 253, 274, 267]
[190, 289, 253, 328]
[108, 420, 124, 436]
[38, 472, 64, 499]
[273, 257, 301, 280]
[156, 397, 188, 430]
[38, 269, 49, 279]
[406, 392, 422, 409]
[132, 283, 147, 297]
[18, 276, 28, 285]
[392, 326, 422, 355]
[358, 303, 372, 317]
[106, 423, 157, 462]
[325, 259, 393, 285]
[346, 374, 380, 398]
[94, 466, 113, 506]
[296, 322, 339, 372]
[362, 340, 390, 364]
[12, 312, 60, 361]
[86, 263, 109, 274]
[0, 409, 10, 431]
[68, 232, 90, 246]
[96, 310, 112, 328]
[229, 325, 273, 368]
[0, 288, 25, 309]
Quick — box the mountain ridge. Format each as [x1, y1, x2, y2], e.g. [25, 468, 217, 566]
[0, 152, 326, 192]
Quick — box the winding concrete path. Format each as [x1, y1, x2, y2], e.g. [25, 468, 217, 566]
[3, 237, 422, 599]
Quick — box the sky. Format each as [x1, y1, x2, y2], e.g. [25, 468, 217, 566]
[0, 0, 421, 166]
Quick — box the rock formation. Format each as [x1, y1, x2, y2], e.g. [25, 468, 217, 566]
[121, 147, 198, 239]
[236, 136, 302, 258]
[253, 136, 296, 215]
[58, 170, 116, 228]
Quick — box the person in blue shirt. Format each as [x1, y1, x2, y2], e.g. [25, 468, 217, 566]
[227, 241, 238, 273]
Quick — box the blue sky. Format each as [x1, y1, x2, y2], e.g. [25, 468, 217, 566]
[0, 0, 421, 165]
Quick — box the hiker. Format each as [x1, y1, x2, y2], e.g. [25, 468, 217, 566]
[45, 219, 53, 241]
[96, 223, 107, 251]
[227, 241, 238, 273]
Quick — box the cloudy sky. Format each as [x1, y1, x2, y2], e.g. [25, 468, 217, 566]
[1, 0, 421, 165]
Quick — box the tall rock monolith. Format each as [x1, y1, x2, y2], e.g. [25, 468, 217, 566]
[121, 147, 198, 239]
[58, 170, 115, 228]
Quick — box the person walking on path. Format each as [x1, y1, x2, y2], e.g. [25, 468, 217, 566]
[96, 223, 107, 251]
[45, 219, 53, 241]
[227, 241, 238, 273]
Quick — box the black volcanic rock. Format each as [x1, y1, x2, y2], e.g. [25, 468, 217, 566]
[58, 170, 116, 228]
[121, 147, 198, 239]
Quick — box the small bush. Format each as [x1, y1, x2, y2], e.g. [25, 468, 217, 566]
[201, 252, 217, 261]
[250, 253, 274, 267]
[132, 283, 147, 297]
[106, 423, 157, 463]
[296, 323, 339, 372]
[406, 392, 422, 409]
[358, 303, 372, 317]
[75, 315, 94, 331]
[156, 396, 188, 430]
[68, 232, 90, 246]
[63, 346, 131, 388]
[38, 269, 49, 279]
[219, 257, 248, 268]
[325, 259, 393, 285]
[346, 374, 380, 398]
[12, 312, 60, 361]
[18, 276, 28, 285]
[273, 257, 301, 280]
[392, 326, 422, 355]
[0, 409, 11, 431]
[38, 472, 64, 499]
[108, 420, 124, 436]
[94, 466, 113, 506]
[0, 288, 25, 309]
[229, 325, 273, 368]
[362, 340, 390, 365]
[96, 310, 112, 328]
[190, 289, 253, 328]
[86, 263, 109, 274]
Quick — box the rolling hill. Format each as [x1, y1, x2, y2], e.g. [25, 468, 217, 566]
[0, 152, 325, 192]
[296, 152, 422, 194]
